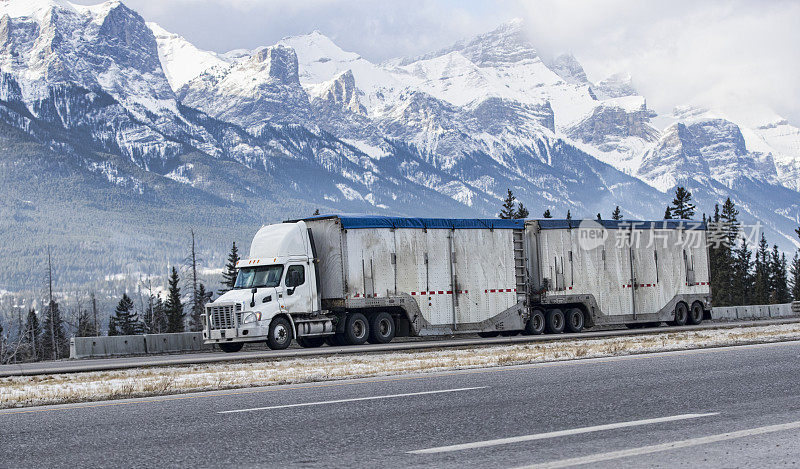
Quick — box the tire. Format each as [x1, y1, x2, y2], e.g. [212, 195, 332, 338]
[267, 316, 293, 350]
[368, 312, 395, 344]
[478, 331, 501, 338]
[545, 309, 565, 334]
[325, 335, 343, 346]
[564, 308, 584, 333]
[688, 301, 704, 325]
[297, 336, 326, 348]
[670, 302, 689, 326]
[219, 342, 244, 353]
[343, 312, 369, 345]
[524, 309, 545, 335]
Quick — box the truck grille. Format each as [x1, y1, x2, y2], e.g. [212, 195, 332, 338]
[208, 303, 242, 330]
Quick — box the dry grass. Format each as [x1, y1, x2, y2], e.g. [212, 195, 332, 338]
[2, 323, 800, 409]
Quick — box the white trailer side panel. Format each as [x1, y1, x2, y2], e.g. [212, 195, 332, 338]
[307, 217, 521, 327]
[533, 220, 710, 319]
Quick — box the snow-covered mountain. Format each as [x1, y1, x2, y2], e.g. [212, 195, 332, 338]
[1, 0, 799, 292]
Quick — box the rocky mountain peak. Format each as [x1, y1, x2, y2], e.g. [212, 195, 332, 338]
[249, 45, 300, 85]
[546, 53, 589, 85]
[312, 69, 366, 115]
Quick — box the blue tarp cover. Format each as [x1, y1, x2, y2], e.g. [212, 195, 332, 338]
[300, 215, 524, 230]
[293, 215, 705, 231]
[536, 219, 707, 230]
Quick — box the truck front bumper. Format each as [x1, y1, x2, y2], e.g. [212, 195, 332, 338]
[203, 324, 269, 343]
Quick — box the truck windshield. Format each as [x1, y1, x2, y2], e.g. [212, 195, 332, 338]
[234, 265, 283, 289]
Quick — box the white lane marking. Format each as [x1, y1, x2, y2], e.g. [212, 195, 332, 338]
[408, 413, 718, 454]
[218, 386, 486, 414]
[515, 419, 800, 469]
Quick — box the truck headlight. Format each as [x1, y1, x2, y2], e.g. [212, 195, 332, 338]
[242, 312, 262, 324]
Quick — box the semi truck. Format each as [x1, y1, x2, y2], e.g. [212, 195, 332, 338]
[203, 215, 712, 352]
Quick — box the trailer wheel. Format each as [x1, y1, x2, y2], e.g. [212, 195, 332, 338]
[368, 312, 395, 344]
[564, 308, 584, 333]
[297, 337, 326, 348]
[545, 309, 565, 334]
[688, 301, 704, 325]
[267, 316, 293, 350]
[344, 312, 369, 345]
[524, 309, 545, 335]
[478, 331, 500, 338]
[670, 302, 689, 326]
[219, 342, 244, 353]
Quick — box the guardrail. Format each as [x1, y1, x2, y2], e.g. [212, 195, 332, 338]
[70, 332, 211, 359]
[713, 302, 800, 321]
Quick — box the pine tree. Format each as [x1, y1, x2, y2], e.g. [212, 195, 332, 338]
[76, 309, 97, 337]
[732, 238, 753, 306]
[543, 209, 552, 218]
[41, 300, 67, 360]
[790, 251, 800, 301]
[514, 203, 529, 219]
[109, 294, 142, 336]
[219, 242, 240, 294]
[752, 234, 770, 304]
[769, 246, 790, 304]
[611, 206, 622, 220]
[22, 308, 42, 361]
[189, 283, 211, 332]
[720, 198, 740, 247]
[499, 189, 517, 219]
[669, 186, 695, 220]
[566, 210, 572, 220]
[165, 267, 185, 333]
[664, 206, 673, 219]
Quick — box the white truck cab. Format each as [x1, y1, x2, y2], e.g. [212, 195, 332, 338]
[204, 221, 331, 352]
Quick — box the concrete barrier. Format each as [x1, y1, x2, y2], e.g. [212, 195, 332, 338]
[144, 333, 206, 354]
[70, 332, 209, 359]
[712, 303, 799, 321]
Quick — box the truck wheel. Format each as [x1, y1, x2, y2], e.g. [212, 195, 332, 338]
[219, 342, 244, 353]
[545, 309, 565, 334]
[297, 337, 325, 348]
[344, 312, 369, 345]
[688, 301, 704, 325]
[564, 308, 584, 333]
[524, 309, 545, 335]
[669, 302, 689, 326]
[478, 331, 500, 338]
[325, 335, 343, 346]
[368, 312, 395, 344]
[267, 317, 293, 350]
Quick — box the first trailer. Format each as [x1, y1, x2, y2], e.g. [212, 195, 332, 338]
[204, 216, 711, 351]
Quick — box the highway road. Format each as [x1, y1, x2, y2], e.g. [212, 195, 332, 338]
[2, 340, 800, 467]
[1, 318, 798, 377]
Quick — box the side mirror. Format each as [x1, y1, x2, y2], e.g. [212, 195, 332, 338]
[251, 288, 258, 294]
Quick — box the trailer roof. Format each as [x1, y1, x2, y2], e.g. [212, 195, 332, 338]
[297, 215, 524, 230]
[535, 219, 707, 230]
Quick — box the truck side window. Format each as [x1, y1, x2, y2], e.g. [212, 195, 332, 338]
[286, 265, 305, 288]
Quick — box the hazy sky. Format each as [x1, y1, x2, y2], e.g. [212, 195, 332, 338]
[73, 0, 800, 125]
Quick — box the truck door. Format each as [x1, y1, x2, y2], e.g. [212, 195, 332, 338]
[281, 264, 313, 314]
